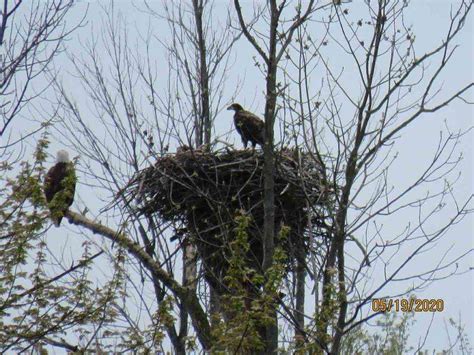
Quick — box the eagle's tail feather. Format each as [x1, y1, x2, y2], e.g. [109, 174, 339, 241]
[51, 213, 64, 227]
[52, 216, 61, 227]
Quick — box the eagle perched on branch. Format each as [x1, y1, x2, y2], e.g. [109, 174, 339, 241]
[44, 150, 77, 227]
[227, 103, 265, 149]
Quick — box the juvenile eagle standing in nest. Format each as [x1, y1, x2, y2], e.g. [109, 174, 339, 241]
[44, 150, 77, 227]
[227, 103, 265, 149]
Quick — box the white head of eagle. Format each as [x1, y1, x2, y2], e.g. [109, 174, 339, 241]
[56, 149, 70, 163]
[44, 150, 77, 227]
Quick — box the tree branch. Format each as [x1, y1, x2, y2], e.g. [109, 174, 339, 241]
[65, 210, 213, 351]
[233, 0, 269, 65]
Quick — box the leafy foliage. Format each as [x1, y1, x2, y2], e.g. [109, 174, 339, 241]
[0, 138, 137, 352]
[211, 212, 288, 353]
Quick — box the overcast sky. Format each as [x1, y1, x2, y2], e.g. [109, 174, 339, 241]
[12, 0, 472, 352]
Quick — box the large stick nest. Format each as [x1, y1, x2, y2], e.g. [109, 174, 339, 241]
[127, 147, 328, 294]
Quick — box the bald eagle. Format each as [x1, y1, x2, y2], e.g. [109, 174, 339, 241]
[44, 150, 77, 227]
[227, 103, 265, 149]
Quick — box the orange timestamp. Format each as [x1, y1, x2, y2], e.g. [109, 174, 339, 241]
[372, 298, 444, 313]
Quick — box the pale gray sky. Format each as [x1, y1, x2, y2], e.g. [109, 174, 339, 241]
[11, 0, 473, 352]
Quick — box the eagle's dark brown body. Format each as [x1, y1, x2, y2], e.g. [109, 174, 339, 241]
[44, 157, 76, 227]
[227, 103, 265, 149]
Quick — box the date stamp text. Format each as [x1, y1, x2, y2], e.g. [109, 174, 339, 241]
[372, 298, 444, 313]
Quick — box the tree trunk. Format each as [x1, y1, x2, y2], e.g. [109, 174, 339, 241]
[295, 255, 306, 349]
[261, 1, 279, 352]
